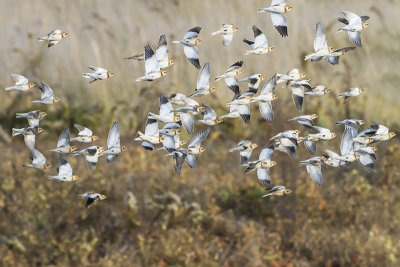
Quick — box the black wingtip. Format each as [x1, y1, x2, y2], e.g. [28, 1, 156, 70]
[159, 94, 169, 105]
[188, 58, 201, 69]
[189, 26, 201, 34]
[275, 26, 288, 37]
[144, 44, 155, 60]
[157, 34, 167, 48]
[243, 38, 254, 46]
[251, 25, 263, 37]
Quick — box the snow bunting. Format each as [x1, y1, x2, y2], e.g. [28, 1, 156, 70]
[257, 0, 293, 37]
[243, 25, 274, 55]
[211, 24, 238, 46]
[5, 74, 36, 92]
[172, 27, 202, 69]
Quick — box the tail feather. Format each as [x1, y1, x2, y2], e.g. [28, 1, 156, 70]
[12, 128, 21, 136]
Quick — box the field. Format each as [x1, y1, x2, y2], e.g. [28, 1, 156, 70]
[0, 0, 400, 266]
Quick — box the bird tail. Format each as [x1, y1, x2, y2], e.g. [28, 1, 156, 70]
[135, 131, 144, 140]
[244, 50, 255, 56]
[135, 76, 146, 82]
[37, 37, 47, 42]
[171, 40, 181, 44]
[298, 161, 308, 167]
[211, 30, 221, 36]
[5, 86, 16, 91]
[12, 128, 22, 136]
[83, 73, 94, 79]
[215, 75, 224, 81]
[337, 94, 344, 98]
[15, 113, 25, 118]
[261, 193, 273, 197]
[229, 147, 240, 152]
[257, 9, 267, 14]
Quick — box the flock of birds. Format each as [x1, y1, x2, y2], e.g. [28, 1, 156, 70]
[5, 1, 396, 205]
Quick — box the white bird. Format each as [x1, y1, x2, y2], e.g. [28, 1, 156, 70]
[215, 61, 244, 97]
[148, 94, 181, 123]
[185, 128, 211, 168]
[239, 74, 266, 94]
[337, 87, 364, 102]
[73, 145, 105, 170]
[135, 118, 164, 151]
[5, 74, 36, 92]
[70, 124, 99, 143]
[190, 63, 215, 97]
[48, 156, 79, 182]
[23, 148, 51, 170]
[298, 157, 325, 186]
[211, 24, 239, 46]
[83, 67, 114, 83]
[16, 110, 47, 128]
[257, 0, 293, 37]
[155, 34, 175, 69]
[172, 27, 202, 69]
[338, 11, 369, 47]
[243, 25, 274, 55]
[12, 126, 44, 151]
[78, 193, 107, 208]
[101, 121, 127, 162]
[251, 74, 278, 122]
[305, 22, 355, 65]
[135, 45, 168, 82]
[262, 186, 292, 197]
[38, 29, 68, 47]
[49, 128, 77, 154]
[31, 82, 60, 104]
[197, 104, 223, 126]
[277, 68, 306, 85]
[229, 140, 258, 165]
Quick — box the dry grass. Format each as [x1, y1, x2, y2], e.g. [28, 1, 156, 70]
[1, 0, 400, 266]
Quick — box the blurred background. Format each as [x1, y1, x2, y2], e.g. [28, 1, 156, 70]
[0, 0, 400, 266]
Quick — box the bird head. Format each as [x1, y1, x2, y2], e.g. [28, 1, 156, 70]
[233, 26, 239, 31]
[28, 82, 36, 88]
[328, 46, 334, 52]
[196, 39, 202, 45]
[38, 128, 45, 134]
[285, 5, 293, 12]
[284, 188, 293, 195]
[179, 140, 188, 147]
[215, 118, 223, 124]
[162, 71, 168, 76]
[99, 194, 107, 200]
[358, 120, 365, 125]
[260, 74, 266, 81]
[268, 46, 275, 52]
[173, 116, 181, 123]
[272, 94, 278, 100]
[44, 163, 52, 169]
[200, 147, 206, 153]
[173, 129, 181, 136]
[108, 72, 115, 77]
[70, 146, 78, 152]
[71, 175, 79, 181]
[372, 147, 378, 151]
[160, 136, 166, 142]
[197, 106, 206, 113]
[324, 88, 330, 94]
[62, 32, 69, 38]
[362, 21, 369, 29]
[294, 130, 301, 135]
[311, 114, 318, 119]
[53, 97, 61, 103]
[92, 135, 100, 141]
[169, 59, 175, 66]
[389, 132, 396, 139]
[331, 133, 337, 138]
[121, 146, 128, 151]
[98, 146, 106, 153]
[39, 112, 47, 118]
[237, 68, 244, 75]
[360, 88, 365, 93]
[209, 87, 216, 93]
[301, 72, 307, 78]
[250, 143, 258, 150]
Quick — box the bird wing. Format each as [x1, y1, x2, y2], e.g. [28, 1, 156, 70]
[180, 112, 194, 134]
[197, 62, 210, 90]
[11, 73, 29, 85]
[259, 141, 275, 161]
[225, 77, 240, 96]
[88, 66, 107, 73]
[74, 124, 93, 136]
[38, 82, 55, 100]
[312, 126, 330, 134]
[287, 68, 299, 78]
[145, 118, 159, 136]
[240, 150, 252, 165]
[348, 31, 362, 47]
[189, 128, 210, 148]
[341, 126, 354, 156]
[252, 26, 268, 48]
[314, 22, 328, 51]
[202, 104, 217, 120]
[236, 104, 250, 124]
[107, 121, 120, 148]
[306, 164, 323, 186]
[272, 0, 286, 5]
[144, 44, 160, 74]
[183, 46, 200, 69]
[260, 74, 277, 95]
[58, 156, 73, 176]
[341, 11, 362, 25]
[257, 168, 271, 189]
[226, 61, 243, 72]
[159, 94, 174, 117]
[57, 128, 70, 147]
[155, 34, 168, 62]
[259, 101, 274, 122]
[32, 148, 46, 165]
[185, 153, 198, 168]
[292, 87, 304, 110]
[271, 13, 288, 37]
[184, 26, 201, 39]
[173, 151, 187, 175]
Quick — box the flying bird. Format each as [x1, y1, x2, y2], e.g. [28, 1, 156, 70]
[48, 156, 79, 182]
[135, 45, 168, 82]
[277, 68, 306, 85]
[83, 67, 114, 83]
[229, 140, 258, 165]
[239, 74, 266, 94]
[16, 110, 47, 128]
[70, 124, 99, 143]
[257, 0, 293, 37]
[338, 11, 369, 47]
[298, 157, 326, 186]
[38, 29, 68, 47]
[148, 94, 181, 123]
[251, 74, 278, 122]
[172, 27, 202, 69]
[135, 118, 164, 151]
[185, 128, 211, 168]
[211, 24, 239, 46]
[191, 63, 215, 97]
[243, 25, 274, 55]
[305, 22, 355, 65]
[288, 114, 318, 130]
[5, 74, 36, 92]
[262, 186, 292, 197]
[78, 193, 107, 208]
[197, 104, 223, 126]
[49, 128, 77, 154]
[12, 126, 44, 151]
[215, 61, 244, 97]
[73, 145, 105, 170]
[337, 87, 364, 102]
[155, 34, 175, 69]
[101, 121, 127, 162]
[23, 148, 52, 170]
[31, 82, 60, 104]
